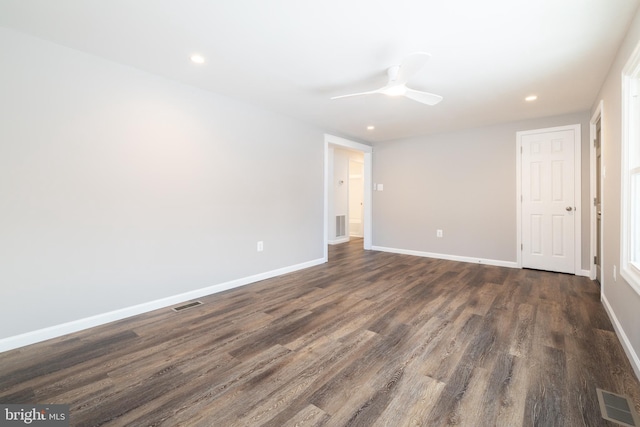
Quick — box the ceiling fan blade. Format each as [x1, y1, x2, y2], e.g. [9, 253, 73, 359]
[330, 89, 381, 100]
[404, 88, 443, 105]
[395, 52, 431, 85]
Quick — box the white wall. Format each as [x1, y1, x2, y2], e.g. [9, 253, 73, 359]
[349, 158, 364, 237]
[372, 111, 591, 267]
[334, 148, 349, 238]
[0, 28, 324, 344]
[592, 7, 640, 378]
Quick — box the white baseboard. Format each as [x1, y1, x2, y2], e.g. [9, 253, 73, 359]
[601, 293, 640, 381]
[371, 246, 519, 269]
[578, 269, 591, 277]
[328, 237, 350, 245]
[0, 257, 326, 353]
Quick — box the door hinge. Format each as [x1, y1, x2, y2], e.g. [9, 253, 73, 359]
[594, 197, 597, 206]
[594, 255, 598, 264]
[521, 244, 523, 250]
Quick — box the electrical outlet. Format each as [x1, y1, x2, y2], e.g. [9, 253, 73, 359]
[257, 241, 264, 252]
[437, 229, 443, 238]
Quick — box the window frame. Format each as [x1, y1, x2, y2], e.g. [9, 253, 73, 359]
[621, 41, 640, 295]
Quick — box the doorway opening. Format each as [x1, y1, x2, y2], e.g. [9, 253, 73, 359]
[324, 134, 372, 261]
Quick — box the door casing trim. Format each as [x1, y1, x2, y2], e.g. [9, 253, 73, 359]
[590, 101, 604, 282]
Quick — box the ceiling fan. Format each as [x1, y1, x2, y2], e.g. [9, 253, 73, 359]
[331, 52, 443, 106]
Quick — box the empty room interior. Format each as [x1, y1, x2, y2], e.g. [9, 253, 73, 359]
[3, 1, 640, 425]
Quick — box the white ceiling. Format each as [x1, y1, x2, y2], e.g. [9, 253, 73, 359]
[0, 0, 638, 142]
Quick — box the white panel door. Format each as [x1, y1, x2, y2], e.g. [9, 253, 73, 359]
[521, 129, 576, 273]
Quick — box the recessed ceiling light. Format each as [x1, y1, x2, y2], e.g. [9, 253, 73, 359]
[190, 54, 205, 64]
[367, 125, 375, 130]
[525, 95, 538, 102]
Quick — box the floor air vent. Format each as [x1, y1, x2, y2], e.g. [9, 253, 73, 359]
[172, 301, 203, 312]
[597, 388, 640, 427]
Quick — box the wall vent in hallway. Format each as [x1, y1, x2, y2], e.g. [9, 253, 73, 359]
[172, 301, 203, 312]
[597, 388, 640, 427]
[336, 215, 346, 237]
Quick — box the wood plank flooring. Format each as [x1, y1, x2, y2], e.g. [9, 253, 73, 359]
[1, 239, 640, 426]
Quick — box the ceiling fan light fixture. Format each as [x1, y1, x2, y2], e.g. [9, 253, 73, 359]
[382, 85, 407, 97]
[190, 54, 205, 64]
[525, 95, 538, 102]
[330, 53, 442, 106]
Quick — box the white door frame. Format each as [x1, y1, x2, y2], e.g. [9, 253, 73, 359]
[324, 134, 372, 261]
[516, 124, 582, 274]
[590, 101, 604, 281]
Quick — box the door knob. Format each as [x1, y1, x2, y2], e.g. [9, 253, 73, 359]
[566, 206, 573, 211]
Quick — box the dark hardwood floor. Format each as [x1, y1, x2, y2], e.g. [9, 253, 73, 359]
[1, 239, 639, 426]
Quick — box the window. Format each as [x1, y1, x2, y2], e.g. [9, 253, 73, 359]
[621, 42, 640, 295]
